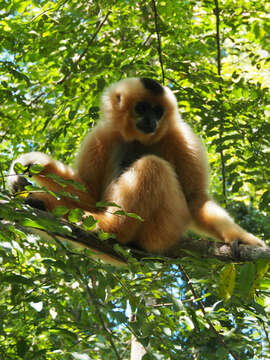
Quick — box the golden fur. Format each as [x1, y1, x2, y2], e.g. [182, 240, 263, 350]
[8, 78, 265, 253]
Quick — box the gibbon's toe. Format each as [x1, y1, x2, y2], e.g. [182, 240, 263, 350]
[245, 235, 266, 248]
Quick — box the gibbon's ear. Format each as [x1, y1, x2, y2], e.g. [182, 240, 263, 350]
[115, 92, 122, 108]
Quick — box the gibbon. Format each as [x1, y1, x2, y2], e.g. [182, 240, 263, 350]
[8, 77, 265, 253]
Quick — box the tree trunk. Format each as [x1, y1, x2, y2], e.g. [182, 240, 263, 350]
[130, 335, 147, 360]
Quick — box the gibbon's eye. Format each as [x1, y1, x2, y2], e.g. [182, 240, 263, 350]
[153, 104, 164, 119]
[134, 101, 151, 116]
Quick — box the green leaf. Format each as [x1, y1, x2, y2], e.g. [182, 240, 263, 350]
[98, 229, 115, 240]
[29, 164, 45, 175]
[96, 201, 122, 208]
[68, 109, 77, 120]
[13, 162, 28, 174]
[113, 210, 144, 222]
[0, 273, 33, 286]
[217, 264, 236, 301]
[16, 337, 29, 357]
[68, 208, 84, 222]
[45, 174, 86, 192]
[249, 259, 270, 296]
[238, 263, 256, 300]
[52, 205, 70, 217]
[82, 215, 98, 230]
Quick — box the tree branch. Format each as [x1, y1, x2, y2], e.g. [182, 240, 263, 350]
[213, 0, 227, 204]
[151, 0, 165, 85]
[1, 204, 269, 266]
[56, 10, 111, 85]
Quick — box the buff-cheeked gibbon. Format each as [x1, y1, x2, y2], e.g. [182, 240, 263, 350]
[8, 78, 265, 253]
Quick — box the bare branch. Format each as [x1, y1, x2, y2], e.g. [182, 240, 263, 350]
[151, 0, 165, 85]
[56, 10, 111, 85]
[213, 0, 227, 204]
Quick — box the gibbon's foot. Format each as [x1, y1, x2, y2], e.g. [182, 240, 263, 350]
[224, 230, 266, 248]
[25, 196, 47, 211]
[8, 158, 35, 194]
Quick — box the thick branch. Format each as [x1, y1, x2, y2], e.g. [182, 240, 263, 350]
[2, 205, 269, 265]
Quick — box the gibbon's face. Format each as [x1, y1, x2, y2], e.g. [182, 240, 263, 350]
[102, 78, 176, 144]
[133, 99, 164, 134]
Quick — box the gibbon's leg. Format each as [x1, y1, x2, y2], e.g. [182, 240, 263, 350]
[190, 197, 266, 247]
[8, 152, 96, 211]
[88, 155, 191, 254]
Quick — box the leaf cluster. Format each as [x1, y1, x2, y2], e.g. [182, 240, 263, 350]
[0, 0, 269, 359]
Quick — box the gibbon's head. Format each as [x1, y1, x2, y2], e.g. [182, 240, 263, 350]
[101, 78, 180, 143]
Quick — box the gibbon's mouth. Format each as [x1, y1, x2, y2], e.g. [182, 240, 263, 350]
[136, 118, 158, 134]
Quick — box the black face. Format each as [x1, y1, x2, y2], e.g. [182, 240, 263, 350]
[134, 100, 164, 134]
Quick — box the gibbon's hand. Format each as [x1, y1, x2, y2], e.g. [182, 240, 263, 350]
[8, 172, 32, 193]
[8, 152, 51, 193]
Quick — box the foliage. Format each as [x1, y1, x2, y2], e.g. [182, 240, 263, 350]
[0, 0, 269, 359]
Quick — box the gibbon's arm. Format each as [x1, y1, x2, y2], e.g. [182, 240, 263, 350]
[168, 121, 265, 248]
[75, 121, 121, 201]
[8, 122, 120, 212]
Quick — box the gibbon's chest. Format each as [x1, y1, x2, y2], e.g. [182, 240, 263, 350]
[106, 138, 199, 201]
[110, 141, 160, 179]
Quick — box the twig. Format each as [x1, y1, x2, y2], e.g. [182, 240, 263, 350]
[56, 10, 111, 85]
[214, 0, 222, 78]
[0, 166, 6, 190]
[84, 279, 122, 360]
[128, 33, 152, 70]
[178, 264, 241, 360]
[213, 0, 227, 204]
[77, 11, 111, 65]
[48, 231, 122, 360]
[261, 320, 270, 353]
[151, 0, 165, 85]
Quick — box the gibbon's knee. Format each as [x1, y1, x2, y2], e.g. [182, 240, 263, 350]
[133, 157, 191, 253]
[99, 155, 190, 252]
[105, 155, 182, 215]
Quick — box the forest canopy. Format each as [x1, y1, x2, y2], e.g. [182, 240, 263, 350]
[0, 0, 270, 359]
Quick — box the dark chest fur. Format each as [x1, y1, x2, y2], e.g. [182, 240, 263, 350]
[120, 141, 152, 170]
[111, 141, 157, 179]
